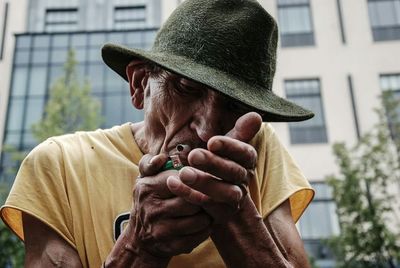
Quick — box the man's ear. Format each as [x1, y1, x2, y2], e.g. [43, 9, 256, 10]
[126, 60, 149, 109]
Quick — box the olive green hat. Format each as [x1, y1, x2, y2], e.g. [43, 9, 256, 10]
[102, 0, 314, 122]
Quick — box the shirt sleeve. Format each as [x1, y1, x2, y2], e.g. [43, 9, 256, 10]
[251, 124, 315, 222]
[0, 138, 75, 248]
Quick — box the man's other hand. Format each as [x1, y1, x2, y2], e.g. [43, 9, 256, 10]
[166, 112, 262, 224]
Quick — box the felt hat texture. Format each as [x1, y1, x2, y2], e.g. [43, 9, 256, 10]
[102, 0, 314, 122]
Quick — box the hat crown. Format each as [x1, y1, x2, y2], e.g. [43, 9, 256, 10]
[152, 0, 278, 89]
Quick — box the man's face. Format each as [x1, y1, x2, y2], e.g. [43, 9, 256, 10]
[141, 70, 253, 161]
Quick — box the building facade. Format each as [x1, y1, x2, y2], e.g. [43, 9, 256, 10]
[0, 0, 29, 154]
[1, 0, 400, 267]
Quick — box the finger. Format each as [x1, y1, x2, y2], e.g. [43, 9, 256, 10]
[224, 112, 262, 142]
[152, 212, 212, 239]
[166, 176, 210, 205]
[207, 136, 257, 169]
[135, 169, 178, 199]
[179, 167, 242, 206]
[160, 197, 203, 217]
[188, 149, 250, 185]
[153, 228, 211, 257]
[139, 153, 169, 177]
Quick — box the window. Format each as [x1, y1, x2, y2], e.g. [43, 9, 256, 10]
[285, 79, 328, 144]
[45, 8, 78, 32]
[368, 0, 400, 41]
[113, 6, 146, 30]
[380, 73, 400, 92]
[298, 182, 339, 268]
[380, 74, 400, 139]
[1, 29, 157, 181]
[277, 0, 315, 47]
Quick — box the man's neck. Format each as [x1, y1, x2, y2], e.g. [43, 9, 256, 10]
[130, 121, 149, 154]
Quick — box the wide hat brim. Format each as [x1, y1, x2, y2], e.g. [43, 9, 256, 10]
[102, 43, 314, 122]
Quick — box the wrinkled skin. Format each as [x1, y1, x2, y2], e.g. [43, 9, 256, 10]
[128, 61, 262, 258]
[22, 61, 310, 268]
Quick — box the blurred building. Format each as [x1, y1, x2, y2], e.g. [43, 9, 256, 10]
[0, 0, 29, 155]
[1, 0, 400, 267]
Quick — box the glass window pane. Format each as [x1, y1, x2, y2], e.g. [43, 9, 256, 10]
[312, 183, 333, 199]
[4, 132, 21, 147]
[16, 35, 31, 49]
[123, 96, 144, 123]
[88, 47, 101, 62]
[22, 131, 37, 149]
[14, 50, 30, 65]
[48, 65, 64, 86]
[32, 49, 49, 65]
[24, 98, 45, 130]
[52, 34, 70, 48]
[71, 33, 87, 48]
[87, 64, 104, 93]
[125, 31, 142, 46]
[76, 63, 86, 81]
[299, 203, 334, 238]
[279, 7, 312, 34]
[89, 33, 106, 46]
[286, 79, 327, 144]
[33, 35, 50, 48]
[28, 67, 48, 96]
[105, 69, 125, 93]
[11, 67, 28, 97]
[143, 31, 156, 48]
[369, 0, 400, 28]
[50, 49, 68, 64]
[6, 98, 25, 131]
[74, 48, 87, 63]
[104, 94, 122, 126]
[107, 32, 125, 44]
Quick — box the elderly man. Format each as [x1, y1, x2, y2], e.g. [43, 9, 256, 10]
[1, 0, 315, 267]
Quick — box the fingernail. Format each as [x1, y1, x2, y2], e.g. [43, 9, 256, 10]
[191, 151, 206, 165]
[180, 168, 196, 185]
[167, 176, 180, 190]
[210, 139, 222, 151]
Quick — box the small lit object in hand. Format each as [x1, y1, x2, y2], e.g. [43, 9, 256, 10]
[161, 144, 189, 171]
[170, 155, 183, 169]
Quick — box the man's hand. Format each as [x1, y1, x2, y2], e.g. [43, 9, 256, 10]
[130, 154, 212, 258]
[166, 112, 262, 224]
[105, 154, 212, 267]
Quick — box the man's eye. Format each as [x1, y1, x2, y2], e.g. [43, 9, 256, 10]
[226, 100, 252, 114]
[173, 81, 204, 98]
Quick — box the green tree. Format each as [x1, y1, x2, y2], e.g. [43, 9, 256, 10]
[32, 49, 103, 141]
[1, 48, 103, 266]
[326, 91, 400, 268]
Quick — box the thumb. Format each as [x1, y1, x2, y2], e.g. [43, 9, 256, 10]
[225, 112, 262, 142]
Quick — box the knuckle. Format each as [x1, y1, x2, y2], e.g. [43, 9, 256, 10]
[232, 165, 247, 184]
[246, 169, 256, 181]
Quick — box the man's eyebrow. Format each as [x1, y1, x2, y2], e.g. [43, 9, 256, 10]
[179, 77, 207, 89]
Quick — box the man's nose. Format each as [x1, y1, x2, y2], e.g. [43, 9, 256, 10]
[190, 101, 224, 143]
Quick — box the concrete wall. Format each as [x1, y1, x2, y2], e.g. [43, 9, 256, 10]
[0, 0, 28, 154]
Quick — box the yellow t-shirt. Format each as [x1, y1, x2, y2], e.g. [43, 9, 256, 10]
[0, 123, 314, 268]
